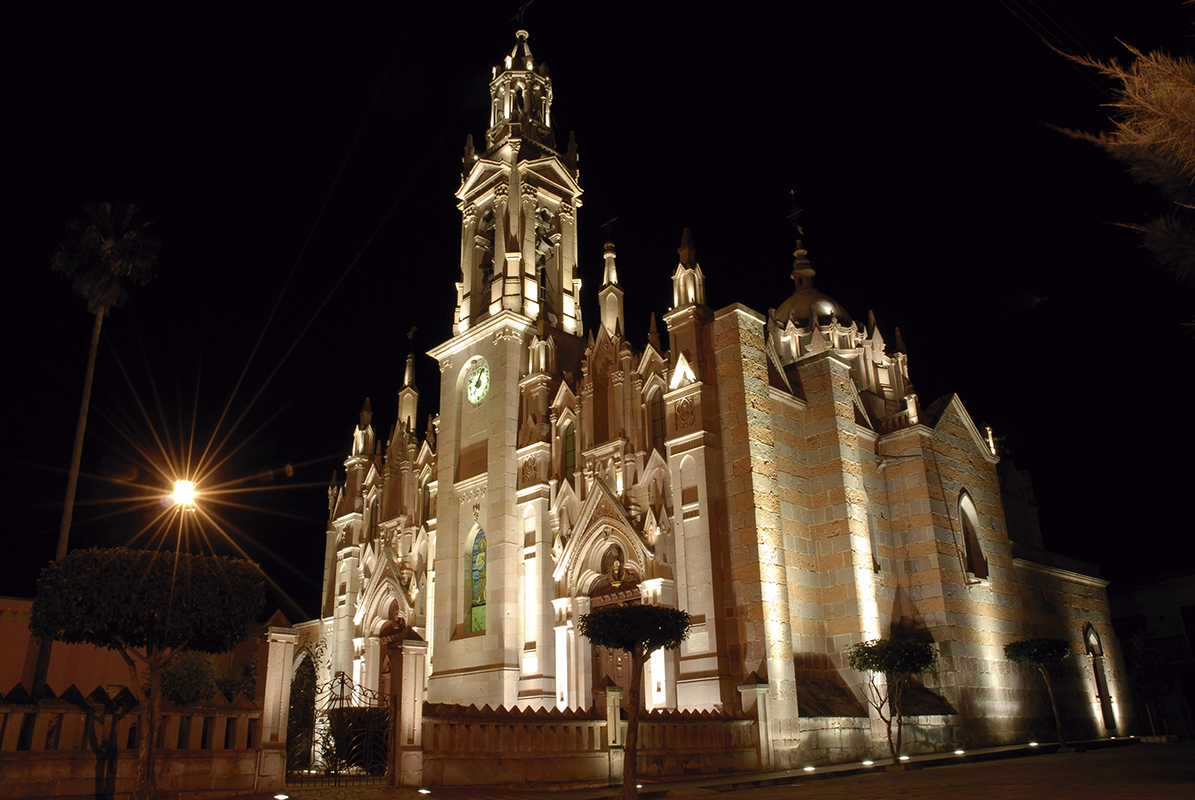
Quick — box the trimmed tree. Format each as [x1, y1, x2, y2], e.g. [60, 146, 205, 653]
[1005, 637, 1071, 746]
[845, 638, 938, 763]
[30, 547, 264, 800]
[578, 604, 690, 800]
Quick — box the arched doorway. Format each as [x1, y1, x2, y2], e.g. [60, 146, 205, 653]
[588, 543, 641, 704]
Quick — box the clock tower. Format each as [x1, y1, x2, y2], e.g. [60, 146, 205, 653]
[426, 30, 583, 707]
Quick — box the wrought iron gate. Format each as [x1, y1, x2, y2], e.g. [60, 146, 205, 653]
[287, 673, 391, 786]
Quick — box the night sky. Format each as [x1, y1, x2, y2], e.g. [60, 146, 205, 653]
[6, 3, 1194, 620]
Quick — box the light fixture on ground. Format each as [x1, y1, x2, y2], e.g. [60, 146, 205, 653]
[862, 759, 874, 766]
[954, 749, 965, 755]
[803, 766, 815, 772]
[899, 755, 910, 761]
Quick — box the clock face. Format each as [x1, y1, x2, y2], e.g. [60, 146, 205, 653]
[466, 363, 490, 404]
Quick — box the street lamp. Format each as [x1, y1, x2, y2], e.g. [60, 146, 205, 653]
[172, 480, 197, 507]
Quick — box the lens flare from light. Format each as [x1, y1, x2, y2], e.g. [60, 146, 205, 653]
[172, 480, 197, 506]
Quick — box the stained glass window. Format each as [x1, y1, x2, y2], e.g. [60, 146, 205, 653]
[468, 528, 487, 632]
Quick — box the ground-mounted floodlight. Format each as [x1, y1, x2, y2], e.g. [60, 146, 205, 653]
[803, 766, 815, 772]
[862, 759, 875, 766]
[954, 749, 965, 755]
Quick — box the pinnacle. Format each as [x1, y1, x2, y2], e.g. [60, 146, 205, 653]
[677, 228, 697, 267]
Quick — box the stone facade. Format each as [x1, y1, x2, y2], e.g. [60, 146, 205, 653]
[302, 31, 1132, 768]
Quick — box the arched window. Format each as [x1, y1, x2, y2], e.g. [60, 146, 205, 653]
[958, 491, 988, 581]
[1085, 623, 1117, 730]
[563, 424, 576, 488]
[650, 391, 665, 455]
[467, 528, 487, 633]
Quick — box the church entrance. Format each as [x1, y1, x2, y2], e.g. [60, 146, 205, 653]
[588, 543, 640, 706]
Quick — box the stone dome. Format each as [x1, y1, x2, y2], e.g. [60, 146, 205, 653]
[774, 241, 852, 327]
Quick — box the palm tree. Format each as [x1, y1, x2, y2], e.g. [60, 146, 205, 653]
[33, 202, 160, 689]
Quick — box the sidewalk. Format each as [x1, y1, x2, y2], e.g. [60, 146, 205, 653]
[251, 738, 1195, 800]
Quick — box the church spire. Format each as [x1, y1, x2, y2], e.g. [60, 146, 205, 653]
[485, 29, 556, 156]
[398, 327, 419, 433]
[599, 240, 625, 338]
[671, 228, 706, 308]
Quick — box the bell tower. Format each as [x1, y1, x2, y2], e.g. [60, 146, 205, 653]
[453, 29, 583, 337]
[428, 30, 583, 708]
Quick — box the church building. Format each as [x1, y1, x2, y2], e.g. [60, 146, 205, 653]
[302, 31, 1128, 764]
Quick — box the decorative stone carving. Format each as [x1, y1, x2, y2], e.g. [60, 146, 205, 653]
[676, 396, 696, 429]
[521, 456, 539, 484]
[494, 327, 522, 344]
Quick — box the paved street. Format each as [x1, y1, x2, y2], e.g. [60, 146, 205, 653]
[243, 740, 1194, 800]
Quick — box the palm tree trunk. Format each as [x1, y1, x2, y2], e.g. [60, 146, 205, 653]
[57, 307, 103, 560]
[32, 308, 104, 690]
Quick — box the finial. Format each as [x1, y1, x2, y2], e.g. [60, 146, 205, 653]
[601, 216, 618, 241]
[360, 397, 373, 428]
[512, 0, 534, 24]
[678, 228, 697, 267]
[791, 239, 815, 291]
[787, 191, 804, 236]
[648, 312, 661, 351]
[602, 238, 619, 287]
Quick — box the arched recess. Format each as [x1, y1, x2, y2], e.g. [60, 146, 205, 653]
[1084, 623, 1117, 730]
[647, 389, 666, 456]
[561, 422, 577, 489]
[957, 490, 988, 580]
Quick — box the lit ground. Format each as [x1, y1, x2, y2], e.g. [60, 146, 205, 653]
[235, 739, 1195, 800]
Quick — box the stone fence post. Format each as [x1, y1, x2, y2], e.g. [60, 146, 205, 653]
[257, 625, 298, 790]
[738, 678, 772, 770]
[391, 631, 428, 788]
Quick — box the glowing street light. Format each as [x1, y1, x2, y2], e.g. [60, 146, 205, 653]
[172, 480, 197, 507]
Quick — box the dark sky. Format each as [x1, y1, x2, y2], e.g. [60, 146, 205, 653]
[5, 2, 1193, 619]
